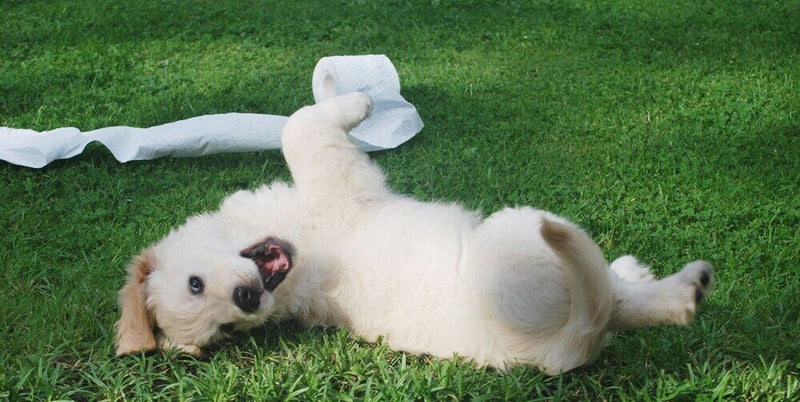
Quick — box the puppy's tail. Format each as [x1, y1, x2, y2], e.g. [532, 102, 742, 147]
[541, 219, 613, 347]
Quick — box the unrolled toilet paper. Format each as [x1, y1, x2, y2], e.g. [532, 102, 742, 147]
[0, 54, 423, 168]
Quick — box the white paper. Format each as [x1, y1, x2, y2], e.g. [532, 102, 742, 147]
[312, 55, 423, 151]
[0, 54, 423, 168]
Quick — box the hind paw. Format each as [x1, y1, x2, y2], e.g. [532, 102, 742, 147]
[671, 260, 715, 324]
[610, 255, 655, 283]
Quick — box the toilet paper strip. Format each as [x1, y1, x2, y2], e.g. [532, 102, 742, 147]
[0, 54, 423, 168]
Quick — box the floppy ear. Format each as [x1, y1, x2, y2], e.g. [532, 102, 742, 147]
[115, 250, 158, 356]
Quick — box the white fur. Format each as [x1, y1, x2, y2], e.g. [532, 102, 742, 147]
[116, 92, 715, 374]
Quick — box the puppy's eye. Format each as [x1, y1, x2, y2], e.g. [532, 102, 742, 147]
[188, 276, 204, 295]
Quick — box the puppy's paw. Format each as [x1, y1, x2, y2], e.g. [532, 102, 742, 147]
[610, 255, 655, 282]
[335, 91, 373, 130]
[285, 92, 373, 138]
[671, 260, 715, 324]
[157, 335, 204, 357]
[680, 260, 715, 303]
[313, 91, 372, 131]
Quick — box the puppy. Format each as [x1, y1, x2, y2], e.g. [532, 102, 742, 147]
[116, 92, 714, 374]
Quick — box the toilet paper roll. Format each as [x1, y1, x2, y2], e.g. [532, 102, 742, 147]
[0, 54, 423, 168]
[313, 55, 423, 151]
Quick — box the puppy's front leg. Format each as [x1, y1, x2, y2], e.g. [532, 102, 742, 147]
[281, 93, 388, 206]
[157, 334, 203, 357]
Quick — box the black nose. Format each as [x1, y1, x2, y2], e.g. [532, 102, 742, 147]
[233, 286, 260, 313]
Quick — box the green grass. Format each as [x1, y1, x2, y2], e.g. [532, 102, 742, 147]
[2, 0, 799, 399]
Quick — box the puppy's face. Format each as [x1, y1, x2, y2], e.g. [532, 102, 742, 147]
[115, 227, 294, 357]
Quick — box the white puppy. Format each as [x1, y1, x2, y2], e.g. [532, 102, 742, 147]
[115, 93, 714, 374]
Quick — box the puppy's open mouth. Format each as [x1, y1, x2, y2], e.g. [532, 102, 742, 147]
[240, 237, 295, 292]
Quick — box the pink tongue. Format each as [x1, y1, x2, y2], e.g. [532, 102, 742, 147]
[240, 237, 295, 291]
[255, 244, 291, 276]
[259, 244, 290, 291]
[265, 245, 290, 273]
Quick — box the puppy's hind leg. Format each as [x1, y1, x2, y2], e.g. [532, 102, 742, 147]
[475, 209, 614, 373]
[610, 260, 714, 330]
[281, 93, 388, 205]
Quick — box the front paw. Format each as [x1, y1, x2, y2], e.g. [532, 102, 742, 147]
[157, 335, 203, 357]
[330, 92, 373, 130]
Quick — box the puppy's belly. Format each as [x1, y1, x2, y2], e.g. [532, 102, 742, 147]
[331, 200, 491, 355]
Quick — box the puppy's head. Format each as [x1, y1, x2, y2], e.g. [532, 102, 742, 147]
[114, 231, 294, 357]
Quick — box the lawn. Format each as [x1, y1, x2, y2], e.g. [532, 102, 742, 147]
[1, 0, 798, 400]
